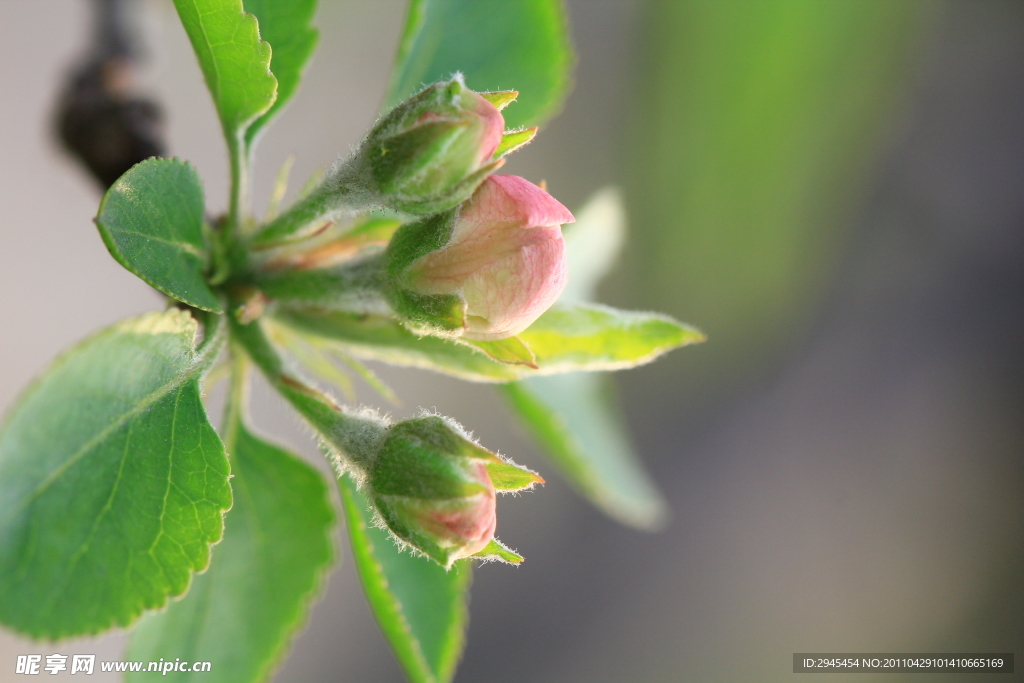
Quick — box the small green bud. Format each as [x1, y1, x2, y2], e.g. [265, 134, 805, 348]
[366, 415, 541, 568]
[362, 76, 506, 215]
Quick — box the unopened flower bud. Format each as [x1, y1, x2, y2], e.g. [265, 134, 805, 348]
[386, 175, 574, 341]
[366, 415, 541, 567]
[363, 76, 505, 216]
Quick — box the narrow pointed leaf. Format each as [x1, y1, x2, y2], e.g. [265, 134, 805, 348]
[387, 0, 573, 129]
[0, 310, 230, 638]
[486, 459, 543, 492]
[502, 376, 668, 530]
[243, 0, 319, 144]
[340, 473, 470, 683]
[463, 336, 537, 367]
[173, 0, 277, 146]
[95, 158, 222, 312]
[471, 538, 523, 564]
[493, 127, 537, 158]
[127, 398, 335, 683]
[519, 302, 704, 372]
[273, 310, 522, 382]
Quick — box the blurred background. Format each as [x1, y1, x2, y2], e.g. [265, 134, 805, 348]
[1, 0, 1022, 681]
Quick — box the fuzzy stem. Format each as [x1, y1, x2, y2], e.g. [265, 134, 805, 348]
[228, 315, 385, 474]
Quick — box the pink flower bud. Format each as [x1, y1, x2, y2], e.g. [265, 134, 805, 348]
[405, 175, 574, 341]
[368, 416, 502, 567]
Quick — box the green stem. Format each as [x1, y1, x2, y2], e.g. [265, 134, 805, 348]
[227, 135, 248, 236]
[251, 154, 375, 248]
[246, 252, 389, 312]
[228, 315, 385, 475]
[221, 349, 250, 452]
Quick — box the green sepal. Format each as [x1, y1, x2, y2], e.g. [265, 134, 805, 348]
[471, 538, 523, 564]
[479, 90, 518, 110]
[485, 458, 544, 492]
[462, 336, 537, 367]
[493, 127, 538, 158]
[369, 119, 472, 196]
[95, 158, 222, 312]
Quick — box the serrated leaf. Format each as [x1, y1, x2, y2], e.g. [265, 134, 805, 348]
[501, 376, 668, 530]
[173, 0, 277, 147]
[387, 0, 573, 130]
[95, 158, 222, 312]
[519, 302, 704, 373]
[243, 0, 319, 144]
[0, 310, 230, 638]
[340, 473, 470, 683]
[471, 538, 522, 564]
[485, 458, 543, 492]
[127, 381, 335, 683]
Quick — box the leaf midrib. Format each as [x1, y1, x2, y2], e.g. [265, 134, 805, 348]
[3, 355, 203, 524]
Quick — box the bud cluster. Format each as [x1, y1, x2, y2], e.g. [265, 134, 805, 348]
[235, 77, 574, 566]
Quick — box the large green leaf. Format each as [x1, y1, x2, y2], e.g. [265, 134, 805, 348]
[340, 473, 470, 683]
[127, 372, 335, 683]
[273, 303, 696, 383]
[502, 189, 680, 529]
[0, 310, 229, 638]
[502, 376, 667, 530]
[387, 0, 573, 129]
[173, 0, 277, 148]
[95, 158, 222, 313]
[519, 303, 703, 372]
[243, 0, 319, 145]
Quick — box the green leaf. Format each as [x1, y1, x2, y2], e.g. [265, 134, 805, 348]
[127, 371, 335, 683]
[340, 473, 470, 683]
[272, 310, 522, 382]
[243, 0, 319, 144]
[520, 303, 704, 373]
[273, 304, 698, 383]
[173, 0, 277, 147]
[95, 158, 222, 313]
[471, 538, 522, 564]
[387, 0, 573, 129]
[0, 310, 230, 638]
[501, 376, 668, 530]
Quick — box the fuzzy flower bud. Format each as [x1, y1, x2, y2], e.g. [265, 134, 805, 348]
[386, 175, 574, 341]
[362, 76, 505, 216]
[366, 417, 505, 567]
